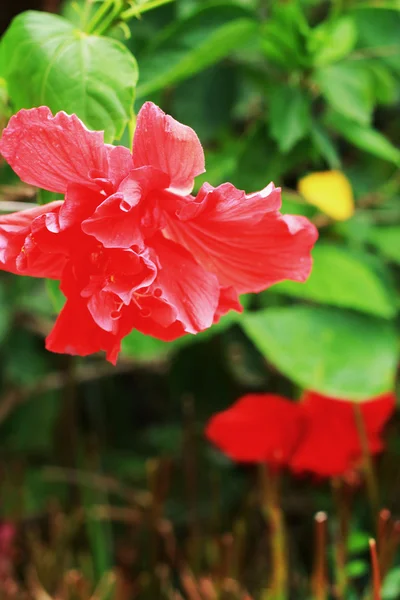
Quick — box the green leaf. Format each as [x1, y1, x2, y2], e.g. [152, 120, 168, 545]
[0, 11, 138, 142]
[268, 85, 311, 152]
[136, 4, 257, 98]
[367, 226, 400, 264]
[346, 559, 369, 578]
[382, 567, 400, 600]
[310, 15, 358, 66]
[274, 244, 397, 318]
[366, 63, 399, 105]
[351, 8, 400, 74]
[242, 306, 397, 400]
[261, 0, 309, 69]
[310, 121, 341, 169]
[347, 531, 371, 554]
[121, 330, 172, 360]
[171, 64, 238, 143]
[328, 113, 400, 165]
[315, 62, 373, 125]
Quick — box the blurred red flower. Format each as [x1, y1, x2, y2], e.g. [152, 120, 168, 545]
[206, 394, 305, 467]
[0, 103, 317, 363]
[291, 391, 395, 477]
[205, 391, 395, 477]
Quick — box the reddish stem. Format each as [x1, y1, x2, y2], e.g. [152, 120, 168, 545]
[312, 512, 328, 600]
[369, 539, 382, 600]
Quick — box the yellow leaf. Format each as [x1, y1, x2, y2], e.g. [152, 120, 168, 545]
[298, 170, 354, 221]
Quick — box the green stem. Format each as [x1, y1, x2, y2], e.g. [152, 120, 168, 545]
[128, 111, 137, 149]
[259, 465, 288, 600]
[332, 478, 350, 600]
[93, 0, 124, 36]
[354, 404, 380, 519]
[121, 0, 176, 21]
[85, 0, 117, 34]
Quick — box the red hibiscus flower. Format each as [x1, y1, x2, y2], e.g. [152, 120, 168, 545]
[290, 391, 396, 477]
[205, 391, 395, 477]
[0, 103, 317, 363]
[205, 394, 305, 467]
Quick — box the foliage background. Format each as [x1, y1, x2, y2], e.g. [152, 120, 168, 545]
[0, 0, 399, 597]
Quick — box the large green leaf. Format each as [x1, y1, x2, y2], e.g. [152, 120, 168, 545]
[315, 62, 374, 125]
[242, 307, 397, 400]
[328, 113, 400, 165]
[121, 330, 172, 361]
[367, 226, 400, 264]
[310, 15, 358, 67]
[0, 11, 138, 142]
[274, 244, 397, 318]
[351, 8, 400, 74]
[136, 4, 257, 98]
[314, 62, 374, 125]
[268, 85, 311, 152]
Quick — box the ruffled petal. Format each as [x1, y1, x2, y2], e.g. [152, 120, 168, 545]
[149, 234, 220, 334]
[45, 294, 122, 364]
[58, 185, 105, 230]
[104, 144, 133, 189]
[0, 107, 108, 193]
[206, 394, 305, 465]
[82, 250, 157, 331]
[214, 286, 243, 324]
[82, 167, 169, 248]
[133, 102, 205, 195]
[0, 201, 66, 278]
[166, 182, 318, 294]
[128, 295, 186, 342]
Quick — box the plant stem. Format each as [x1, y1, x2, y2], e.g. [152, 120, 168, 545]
[94, 0, 124, 36]
[312, 512, 328, 600]
[121, 0, 176, 21]
[332, 478, 350, 600]
[85, 0, 116, 34]
[353, 404, 380, 519]
[128, 111, 137, 149]
[259, 464, 288, 600]
[369, 539, 382, 600]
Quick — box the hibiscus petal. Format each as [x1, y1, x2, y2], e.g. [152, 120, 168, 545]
[358, 392, 396, 439]
[57, 185, 105, 230]
[290, 391, 395, 477]
[82, 167, 169, 248]
[149, 234, 220, 334]
[87, 290, 122, 333]
[0, 107, 108, 193]
[128, 295, 186, 341]
[214, 286, 243, 324]
[104, 144, 133, 188]
[166, 182, 318, 294]
[206, 394, 305, 465]
[0, 201, 66, 278]
[82, 192, 144, 249]
[305, 390, 394, 457]
[133, 102, 205, 195]
[84, 250, 158, 330]
[46, 295, 122, 364]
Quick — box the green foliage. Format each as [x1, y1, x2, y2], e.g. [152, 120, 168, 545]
[242, 306, 397, 400]
[136, 3, 256, 98]
[274, 244, 397, 318]
[0, 0, 399, 595]
[0, 11, 138, 141]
